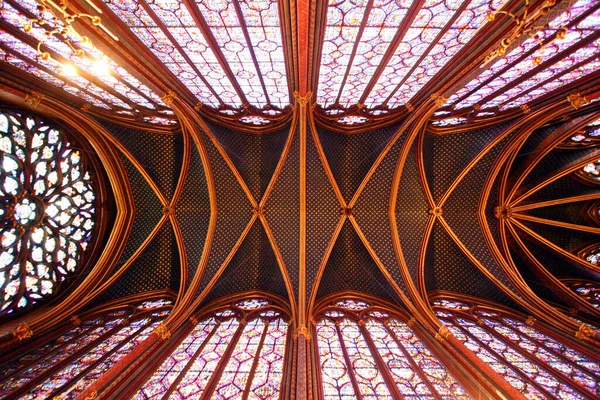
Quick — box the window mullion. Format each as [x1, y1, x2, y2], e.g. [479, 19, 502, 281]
[4, 319, 127, 399]
[160, 320, 222, 400]
[200, 319, 248, 400]
[334, 322, 364, 400]
[449, 320, 557, 398]
[479, 318, 598, 398]
[241, 319, 270, 400]
[0, 323, 96, 384]
[357, 321, 405, 400]
[48, 318, 155, 399]
[507, 319, 600, 375]
[383, 321, 442, 399]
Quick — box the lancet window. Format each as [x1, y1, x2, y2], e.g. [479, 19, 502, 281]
[0, 298, 172, 399]
[432, 297, 600, 399]
[134, 297, 290, 399]
[314, 297, 467, 399]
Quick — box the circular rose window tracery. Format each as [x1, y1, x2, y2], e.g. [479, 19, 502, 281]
[0, 110, 96, 315]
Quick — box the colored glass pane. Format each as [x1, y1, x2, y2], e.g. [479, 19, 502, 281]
[569, 282, 600, 308]
[0, 301, 170, 399]
[135, 299, 289, 399]
[434, 299, 600, 398]
[387, 0, 509, 108]
[316, 318, 356, 399]
[449, 0, 600, 110]
[317, 0, 412, 107]
[1, 0, 165, 113]
[316, 299, 466, 399]
[0, 110, 96, 315]
[386, 319, 468, 398]
[365, 0, 508, 109]
[582, 159, 600, 182]
[102, 0, 221, 108]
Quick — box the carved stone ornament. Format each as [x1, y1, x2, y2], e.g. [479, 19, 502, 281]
[153, 322, 171, 340]
[525, 316, 536, 326]
[71, 315, 81, 326]
[567, 93, 588, 110]
[190, 316, 199, 326]
[428, 207, 443, 217]
[406, 317, 416, 327]
[161, 90, 177, 106]
[575, 323, 596, 341]
[14, 323, 33, 341]
[430, 93, 447, 108]
[435, 325, 451, 342]
[294, 91, 312, 106]
[296, 324, 310, 339]
[25, 92, 44, 107]
[494, 205, 512, 220]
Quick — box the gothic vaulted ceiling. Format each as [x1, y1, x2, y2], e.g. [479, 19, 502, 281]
[0, 0, 600, 350]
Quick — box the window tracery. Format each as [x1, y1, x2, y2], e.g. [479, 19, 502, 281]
[560, 116, 600, 148]
[314, 297, 468, 399]
[135, 297, 289, 399]
[433, 297, 600, 399]
[0, 109, 97, 316]
[445, 0, 600, 115]
[565, 281, 600, 309]
[0, 298, 172, 399]
[0, 0, 172, 122]
[101, 0, 290, 121]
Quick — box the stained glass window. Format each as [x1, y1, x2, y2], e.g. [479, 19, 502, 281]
[564, 281, 600, 309]
[135, 297, 289, 399]
[580, 159, 600, 183]
[0, 298, 172, 399]
[0, 109, 96, 315]
[561, 116, 600, 147]
[447, 0, 600, 113]
[316, 0, 509, 113]
[433, 298, 600, 398]
[101, 0, 290, 117]
[315, 298, 468, 399]
[0, 0, 170, 120]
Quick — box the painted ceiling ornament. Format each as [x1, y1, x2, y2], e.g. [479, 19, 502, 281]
[0, 109, 96, 315]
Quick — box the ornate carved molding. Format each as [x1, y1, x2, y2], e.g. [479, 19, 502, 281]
[567, 93, 588, 110]
[430, 93, 447, 108]
[24, 91, 44, 107]
[575, 323, 596, 341]
[13, 323, 33, 342]
[428, 207, 443, 217]
[435, 325, 451, 342]
[153, 323, 171, 340]
[161, 90, 177, 106]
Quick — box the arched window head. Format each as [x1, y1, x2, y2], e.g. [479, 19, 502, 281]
[575, 241, 600, 265]
[314, 297, 468, 399]
[0, 297, 172, 399]
[560, 116, 600, 148]
[136, 296, 290, 399]
[562, 280, 600, 309]
[432, 297, 600, 399]
[0, 109, 97, 315]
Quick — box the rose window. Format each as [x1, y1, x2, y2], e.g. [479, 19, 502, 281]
[0, 110, 96, 315]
